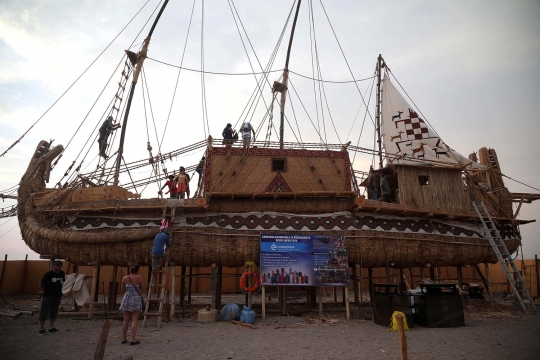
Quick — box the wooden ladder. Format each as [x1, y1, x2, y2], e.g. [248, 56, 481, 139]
[142, 206, 176, 328]
[142, 260, 169, 329]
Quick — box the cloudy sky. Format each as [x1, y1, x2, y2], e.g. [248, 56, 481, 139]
[1, 0, 539, 260]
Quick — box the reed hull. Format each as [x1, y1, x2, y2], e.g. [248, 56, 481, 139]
[22, 210, 521, 268]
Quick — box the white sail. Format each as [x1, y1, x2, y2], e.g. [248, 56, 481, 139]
[381, 75, 484, 170]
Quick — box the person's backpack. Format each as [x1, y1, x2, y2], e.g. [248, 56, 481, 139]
[242, 122, 251, 133]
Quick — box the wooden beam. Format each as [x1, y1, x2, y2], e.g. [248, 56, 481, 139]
[88, 265, 99, 318]
[93, 319, 112, 360]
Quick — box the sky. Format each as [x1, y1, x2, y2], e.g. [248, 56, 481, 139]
[0, 0, 539, 260]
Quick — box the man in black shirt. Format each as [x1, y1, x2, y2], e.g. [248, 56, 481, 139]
[39, 260, 66, 335]
[97, 115, 121, 159]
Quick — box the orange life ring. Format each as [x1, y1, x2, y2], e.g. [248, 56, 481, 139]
[239, 270, 260, 293]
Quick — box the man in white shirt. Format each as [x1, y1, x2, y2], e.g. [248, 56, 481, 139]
[240, 122, 256, 148]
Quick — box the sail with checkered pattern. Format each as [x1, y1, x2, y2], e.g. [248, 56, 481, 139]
[381, 76, 483, 169]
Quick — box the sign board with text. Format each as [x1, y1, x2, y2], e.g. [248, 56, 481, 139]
[259, 234, 350, 287]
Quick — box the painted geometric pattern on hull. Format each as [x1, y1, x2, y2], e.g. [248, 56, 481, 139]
[67, 213, 520, 240]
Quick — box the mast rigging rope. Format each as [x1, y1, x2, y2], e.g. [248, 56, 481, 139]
[0, 0, 153, 158]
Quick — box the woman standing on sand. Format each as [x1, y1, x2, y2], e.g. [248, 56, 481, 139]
[119, 265, 144, 345]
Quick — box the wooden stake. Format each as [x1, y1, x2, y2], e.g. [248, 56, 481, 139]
[217, 265, 223, 310]
[93, 319, 112, 360]
[210, 264, 217, 311]
[474, 264, 494, 303]
[396, 313, 408, 360]
[180, 266, 186, 308]
[353, 264, 360, 305]
[109, 266, 118, 311]
[368, 268, 374, 301]
[318, 286, 323, 316]
[88, 265, 99, 318]
[187, 266, 193, 304]
[19, 254, 28, 295]
[170, 266, 176, 318]
[457, 266, 463, 290]
[261, 285, 266, 320]
[345, 287, 350, 320]
[535, 254, 539, 300]
[0, 254, 7, 293]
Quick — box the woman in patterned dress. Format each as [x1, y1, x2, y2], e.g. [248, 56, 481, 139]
[120, 265, 144, 345]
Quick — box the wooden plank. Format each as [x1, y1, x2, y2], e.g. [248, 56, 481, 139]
[88, 265, 99, 319]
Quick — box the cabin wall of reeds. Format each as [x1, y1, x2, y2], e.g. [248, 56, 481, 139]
[395, 165, 470, 211]
[204, 148, 352, 194]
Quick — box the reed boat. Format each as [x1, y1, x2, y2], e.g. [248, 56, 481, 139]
[11, 1, 538, 269]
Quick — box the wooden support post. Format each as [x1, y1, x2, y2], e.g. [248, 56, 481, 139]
[457, 266, 463, 290]
[180, 266, 186, 308]
[88, 264, 99, 318]
[309, 287, 317, 308]
[261, 285, 266, 320]
[210, 264, 217, 311]
[333, 286, 337, 303]
[0, 254, 8, 293]
[73, 264, 80, 312]
[187, 266, 193, 304]
[396, 313, 408, 360]
[354, 264, 360, 305]
[247, 268, 253, 309]
[368, 268, 374, 301]
[408, 268, 414, 289]
[429, 266, 436, 282]
[345, 286, 350, 320]
[533, 254, 540, 300]
[94, 265, 101, 303]
[19, 254, 28, 295]
[342, 287, 346, 306]
[93, 319, 111, 360]
[217, 265, 223, 310]
[386, 262, 391, 283]
[474, 264, 494, 303]
[170, 266, 176, 318]
[282, 286, 286, 314]
[109, 266, 118, 311]
[399, 268, 406, 291]
[318, 286, 323, 316]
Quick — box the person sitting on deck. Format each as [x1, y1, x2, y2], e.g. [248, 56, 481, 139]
[368, 168, 380, 200]
[240, 121, 256, 148]
[158, 175, 177, 199]
[222, 123, 236, 148]
[151, 228, 170, 285]
[97, 115, 121, 159]
[174, 167, 189, 199]
[380, 173, 392, 203]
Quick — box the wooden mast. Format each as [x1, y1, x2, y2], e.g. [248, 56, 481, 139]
[279, 0, 302, 149]
[113, 0, 170, 186]
[375, 54, 384, 169]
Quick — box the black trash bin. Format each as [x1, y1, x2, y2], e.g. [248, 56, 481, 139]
[372, 284, 414, 328]
[413, 283, 465, 328]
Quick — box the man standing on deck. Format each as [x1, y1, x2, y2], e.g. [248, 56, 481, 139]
[158, 175, 177, 199]
[151, 228, 171, 284]
[368, 169, 380, 200]
[97, 115, 121, 159]
[222, 123, 235, 148]
[174, 167, 189, 199]
[38, 260, 65, 335]
[380, 173, 392, 203]
[240, 121, 256, 148]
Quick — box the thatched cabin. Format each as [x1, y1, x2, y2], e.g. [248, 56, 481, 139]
[390, 165, 470, 212]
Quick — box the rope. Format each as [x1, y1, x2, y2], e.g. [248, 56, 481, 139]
[318, 0, 375, 127]
[200, 0, 210, 138]
[0, 0, 152, 158]
[159, 0, 196, 151]
[501, 174, 540, 192]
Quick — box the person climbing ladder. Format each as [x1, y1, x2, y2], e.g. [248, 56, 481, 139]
[97, 115, 121, 159]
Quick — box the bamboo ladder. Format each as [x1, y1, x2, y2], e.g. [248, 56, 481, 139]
[143, 205, 176, 329]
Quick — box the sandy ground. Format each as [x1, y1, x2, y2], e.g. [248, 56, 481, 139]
[1, 294, 539, 360]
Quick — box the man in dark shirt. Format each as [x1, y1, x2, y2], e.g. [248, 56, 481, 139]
[97, 115, 121, 159]
[222, 123, 236, 148]
[39, 260, 66, 335]
[151, 229, 171, 284]
[368, 169, 380, 200]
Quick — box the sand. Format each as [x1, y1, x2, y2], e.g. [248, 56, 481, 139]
[1, 295, 539, 360]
